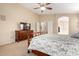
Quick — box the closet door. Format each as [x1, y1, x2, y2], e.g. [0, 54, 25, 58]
[35, 21, 53, 35]
[40, 22, 48, 34]
[47, 21, 53, 34]
[36, 22, 41, 32]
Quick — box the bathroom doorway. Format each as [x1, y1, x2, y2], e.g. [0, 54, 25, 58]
[58, 16, 69, 35]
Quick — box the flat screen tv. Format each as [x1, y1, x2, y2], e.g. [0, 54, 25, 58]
[20, 22, 31, 30]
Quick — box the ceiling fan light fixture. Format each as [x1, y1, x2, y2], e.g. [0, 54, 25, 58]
[40, 7, 46, 10]
[33, 3, 52, 13]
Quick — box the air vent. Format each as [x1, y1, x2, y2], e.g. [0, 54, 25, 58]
[0, 15, 6, 21]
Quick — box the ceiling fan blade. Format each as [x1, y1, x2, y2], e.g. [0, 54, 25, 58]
[46, 7, 52, 10]
[38, 3, 41, 5]
[34, 7, 40, 9]
[46, 3, 51, 5]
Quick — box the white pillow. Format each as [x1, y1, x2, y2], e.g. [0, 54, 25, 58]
[71, 32, 79, 38]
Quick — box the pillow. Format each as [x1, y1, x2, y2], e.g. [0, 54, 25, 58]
[71, 32, 79, 38]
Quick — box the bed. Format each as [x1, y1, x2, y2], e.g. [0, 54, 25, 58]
[28, 34, 79, 56]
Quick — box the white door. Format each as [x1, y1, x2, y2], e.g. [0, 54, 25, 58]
[48, 21, 53, 34]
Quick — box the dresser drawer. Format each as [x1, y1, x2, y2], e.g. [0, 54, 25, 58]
[15, 30, 33, 42]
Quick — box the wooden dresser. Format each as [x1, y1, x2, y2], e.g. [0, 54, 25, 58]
[15, 30, 33, 42]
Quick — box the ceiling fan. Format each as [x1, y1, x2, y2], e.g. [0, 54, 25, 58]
[34, 3, 52, 12]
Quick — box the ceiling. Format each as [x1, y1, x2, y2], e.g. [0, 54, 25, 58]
[20, 3, 79, 14]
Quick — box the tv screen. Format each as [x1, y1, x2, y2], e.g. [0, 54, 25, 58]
[20, 22, 31, 30]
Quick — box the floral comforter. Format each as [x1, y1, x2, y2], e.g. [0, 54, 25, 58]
[28, 34, 79, 56]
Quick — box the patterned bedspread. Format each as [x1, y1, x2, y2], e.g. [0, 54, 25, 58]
[28, 34, 79, 56]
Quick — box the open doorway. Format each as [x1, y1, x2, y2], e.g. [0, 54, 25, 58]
[58, 16, 69, 35]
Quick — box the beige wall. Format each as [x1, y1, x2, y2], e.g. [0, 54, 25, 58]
[39, 14, 79, 34]
[0, 4, 39, 45]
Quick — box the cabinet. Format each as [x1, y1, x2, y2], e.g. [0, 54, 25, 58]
[15, 30, 33, 42]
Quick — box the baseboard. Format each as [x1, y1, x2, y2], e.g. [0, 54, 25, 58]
[0, 40, 15, 46]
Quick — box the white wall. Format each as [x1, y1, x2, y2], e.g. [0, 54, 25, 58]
[0, 4, 39, 45]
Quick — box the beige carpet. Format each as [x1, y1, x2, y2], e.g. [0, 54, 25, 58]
[0, 40, 36, 56]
